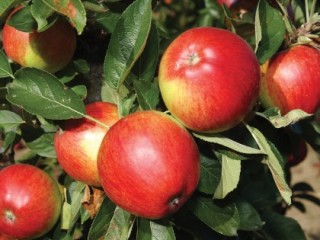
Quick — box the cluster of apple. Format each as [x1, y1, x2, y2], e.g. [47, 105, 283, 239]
[1, 2, 320, 239]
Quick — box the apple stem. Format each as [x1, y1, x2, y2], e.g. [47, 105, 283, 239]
[83, 114, 111, 130]
[4, 210, 15, 223]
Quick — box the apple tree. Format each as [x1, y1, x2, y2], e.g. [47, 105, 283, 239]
[0, 0, 320, 239]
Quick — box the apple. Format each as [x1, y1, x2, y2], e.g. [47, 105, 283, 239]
[260, 45, 320, 115]
[97, 110, 200, 219]
[158, 27, 261, 133]
[0, 233, 16, 240]
[54, 102, 119, 187]
[2, 6, 76, 73]
[287, 139, 308, 167]
[217, 0, 237, 8]
[0, 164, 62, 239]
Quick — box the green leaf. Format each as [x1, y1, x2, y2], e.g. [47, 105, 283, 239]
[246, 125, 292, 205]
[257, 108, 313, 128]
[7, 5, 37, 32]
[7, 68, 86, 120]
[137, 219, 176, 240]
[0, 110, 24, 133]
[71, 85, 87, 99]
[132, 23, 159, 82]
[236, 200, 264, 231]
[0, 0, 21, 17]
[214, 154, 241, 199]
[88, 197, 116, 240]
[255, 0, 286, 64]
[25, 132, 56, 158]
[73, 59, 90, 74]
[137, 218, 152, 240]
[95, 10, 121, 33]
[197, 154, 221, 195]
[150, 220, 176, 240]
[0, 50, 13, 79]
[61, 202, 72, 230]
[2, 131, 16, 152]
[262, 211, 307, 240]
[193, 132, 265, 156]
[43, 0, 86, 34]
[103, 0, 152, 90]
[67, 182, 86, 232]
[31, 0, 55, 31]
[104, 207, 134, 240]
[189, 197, 240, 236]
[134, 80, 159, 110]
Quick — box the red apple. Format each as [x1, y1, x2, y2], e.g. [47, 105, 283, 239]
[217, 0, 237, 8]
[287, 139, 308, 167]
[0, 164, 62, 239]
[260, 45, 320, 115]
[158, 27, 261, 133]
[0, 233, 16, 240]
[97, 110, 200, 219]
[2, 6, 76, 73]
[54, 102, 119, 187]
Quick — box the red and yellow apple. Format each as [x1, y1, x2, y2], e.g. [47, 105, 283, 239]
[158, 27, 261, 133]
[97, 110, 200, 219]
[0, 164, 62, 239]
[260, 45, 320, 115]
[54, 102, 119, 187]
[2, 6, 76, 73]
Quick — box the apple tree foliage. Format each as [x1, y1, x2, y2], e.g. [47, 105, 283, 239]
[0, 0, 320, 239]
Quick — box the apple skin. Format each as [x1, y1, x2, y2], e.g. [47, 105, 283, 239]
[287, 139, 308, 167]
[2, 7, 76, 73]
[217, 0, 237, 8]
[0, 164, 62, 239]
[158, 27, 261, 133]
[97, 110, 200, 219]
[54, 102, 119, 187]
[260, 45, 320, 115]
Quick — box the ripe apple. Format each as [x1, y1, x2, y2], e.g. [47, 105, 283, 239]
[2, 6, 76, 73]
[54, 102, 119, 187]
[0, 164, 62, 239]
[158, 27, 261, 133]
[260, 45, 320, 115]
[217, 0, 237, 8]
[97, 110, 200, 219]
[0, 233, 15, 240]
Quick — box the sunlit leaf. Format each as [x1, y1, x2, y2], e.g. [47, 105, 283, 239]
[7, 68, 85, 120]
[257, 108, 313, 128]
[104, 0, 152, 90]
[255, 0, 286, 64]
[214, 153, 241, 199]
[104, 207, 134, 240]
[193, 132, 265, 155]
[43, 0, 86, 34]
[246, 125, 292, 205]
